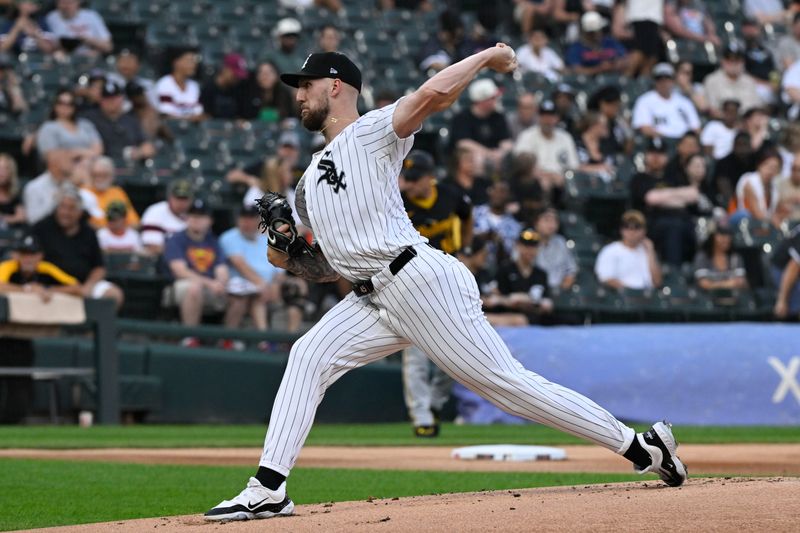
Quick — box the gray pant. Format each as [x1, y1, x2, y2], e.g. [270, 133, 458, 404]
[402, 345, 453, 426]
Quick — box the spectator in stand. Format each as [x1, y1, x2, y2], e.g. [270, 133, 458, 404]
[534, 206, 577, 290]
[781, 57, 800, 120]
[674, 60, 708, 115]
[741, 106, 771, 152]
[662, 131, 701, 188]
[314, 24, 356, 58]
[551, 0, 587, 43]
[663, 0, 721, 47]
[418, 9, 477, 72]
[713, 132, 756, 209]
[491, 228, 553, 324]
[220, 206, 283, 338]
[632, 62, 700, 139]
[514, 0, 554, 36]
[740, 18, 778, 106]
[684, 153, 715, 217]
[515, 27, 564, 82]
[772, 224, 800, 319]
[553, 83, 579, 136]
[630, 137, 699, 266]
[227, 132, 300, 212]
[588, 85, 633, 156]
[140, 179, 192, 255]
[509, 156, 546, 225]
[0, 1, 56, 54]
[270, 18, 305, 75]
[777, 13, 800, 70]
[164, 198, 229, 345]
[36, 89, 102, 161]
[83, 81, 156, 162]
[565, 11, 627, 76]
[107, 49, 158, 110]
[73, 68, 105, 114]
[33, 185, 124, 307]
[703, 42, 764, 118]
[777, 156, 800, 223]
[127, 81, 172, 142]
[514, 99, 579, 196]
[450, 78, 512, 173]
[83, 156, 139, 228]
[506, 92, 537, 140]
[241, 60, 298, 123]
[745, 0, 789, 24]
[45, 0, 111, 57]
[200, 53, 249, 120]
[693, 225, 747, 292]
[596, 210, 662, 289]
[0, 153, 24, 227]
[443, 146, 491, 205]
[155, 47, 203, 120]
[23, 149, 73, 224]
[472, 180, 521, 268]
[576, 111, 616, 181]
[0, 234, 82, 299]
[701, 99, 740, 160]
[735, 149, 782, 226]
[622, 0, 664, 78]
[96, 201, 142, 254]
[0, 55, 26, 115]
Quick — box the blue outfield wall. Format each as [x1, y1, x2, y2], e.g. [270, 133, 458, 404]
[454, 323, 800, 426]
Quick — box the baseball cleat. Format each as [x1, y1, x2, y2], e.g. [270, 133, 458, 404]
[204, 478, 294, 521]
[414, 424, 440, 438]
[633, 421, 688, 487]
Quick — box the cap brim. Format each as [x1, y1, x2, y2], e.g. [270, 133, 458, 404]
[280, 72, 319, 88]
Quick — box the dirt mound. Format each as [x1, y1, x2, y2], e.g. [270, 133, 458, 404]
[27, 477, 798, 533]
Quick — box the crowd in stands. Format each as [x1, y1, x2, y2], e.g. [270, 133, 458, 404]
[0, 0, 799, 350]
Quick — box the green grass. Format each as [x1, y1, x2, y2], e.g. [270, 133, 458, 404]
[0, 458, 642, 532]
[1, 423, 798, 449]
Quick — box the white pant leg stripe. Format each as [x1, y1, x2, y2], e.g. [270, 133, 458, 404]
[392, 256, 625, 450]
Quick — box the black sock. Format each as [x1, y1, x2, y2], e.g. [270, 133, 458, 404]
[255, 466, 286, 490]
[622, 435, 652, 468]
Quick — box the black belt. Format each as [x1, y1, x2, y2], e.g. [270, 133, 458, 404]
[352, 246, 417, 296]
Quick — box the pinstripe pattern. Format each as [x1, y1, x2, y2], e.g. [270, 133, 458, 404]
[258, 101, 635, 476]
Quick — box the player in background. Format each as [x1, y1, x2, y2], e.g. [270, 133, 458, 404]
[399, 149, 472, 437]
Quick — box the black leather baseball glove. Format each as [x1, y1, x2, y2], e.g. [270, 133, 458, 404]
[254, 192, 315, 258]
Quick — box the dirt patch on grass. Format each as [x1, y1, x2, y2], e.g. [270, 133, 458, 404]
[2, 444, 799, 476]
[26, 477, 799, 533]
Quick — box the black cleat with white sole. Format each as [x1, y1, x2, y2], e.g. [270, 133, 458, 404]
[204, 477, 295, 521]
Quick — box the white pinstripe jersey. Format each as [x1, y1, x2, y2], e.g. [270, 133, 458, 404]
[294, 101, 427, 282]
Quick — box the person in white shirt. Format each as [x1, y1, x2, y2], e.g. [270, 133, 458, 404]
[513, 99, 579, 194]
[139, 179, 193, 254]
[96, 201, 143, 253]
[703, 42, 764, 118]
[632, 62, 700, 139]
[155, 47, 203, 120]
[23, 149, 73, 224]
[700, 99, 740, 160]
[515, 28, 564, 82]
[595, 210, 662, 290]
[45, 0, 111, 57]
[735, 149, 782, 225]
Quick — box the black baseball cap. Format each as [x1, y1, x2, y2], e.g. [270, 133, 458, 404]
[723, 41, 746, 59]
[239, 204, 260, 217]
[106, 200, 128, 220]
[187, 198, 210, 215]
[168, 179, 193, 199]
[102, 81, 123, 98]
[402, 150, 436, 181]
[518, 228, 541, 246]
[16, 234, 42, 254]
[280, 52, 362, 93]
[539, 99, 556, 114]
[646, 137, 668, 153]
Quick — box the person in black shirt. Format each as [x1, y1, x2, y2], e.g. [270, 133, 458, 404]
[82, 81, 155, 161]
[239, 60, 298, 123]
[489, 228, 553, 324]
[553, 82, 579, 137]
[663, 131, 701, 187]
[0, 234, 83, 300]
[400, 150, 472, 254]
[449, 78, 512, 173]
[630, 137, 698, 265]
[32, 185, 123, 308]
[772, 225, 800, 319]
[713, 132, 756, 209]
[443, 146, 492, 206]
[589, 85, 634, 157]
[200, 53, 249, 120]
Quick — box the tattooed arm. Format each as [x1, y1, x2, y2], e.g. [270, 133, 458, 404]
[268, 242, 341, 283]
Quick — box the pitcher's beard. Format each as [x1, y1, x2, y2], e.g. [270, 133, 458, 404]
[301, 103, 330, 132]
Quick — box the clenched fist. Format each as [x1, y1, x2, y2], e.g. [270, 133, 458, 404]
[484, 43, 517, 74]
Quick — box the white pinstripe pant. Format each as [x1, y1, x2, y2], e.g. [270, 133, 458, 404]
[260, 245, 635, 475]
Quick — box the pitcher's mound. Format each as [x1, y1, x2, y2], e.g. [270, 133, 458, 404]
[33, 477, 797, 533]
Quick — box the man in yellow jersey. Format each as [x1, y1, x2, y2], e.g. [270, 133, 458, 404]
[0, 234, 82, 300]
[399, 149, 472, 437]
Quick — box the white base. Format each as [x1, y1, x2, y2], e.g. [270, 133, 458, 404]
[451, 444, 567, 462]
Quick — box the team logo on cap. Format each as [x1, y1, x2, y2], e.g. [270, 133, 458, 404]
[302, 55, 311, 69]
[330, 67, 338, 74]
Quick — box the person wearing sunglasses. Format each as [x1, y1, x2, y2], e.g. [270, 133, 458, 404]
[595, 209, 662, 290]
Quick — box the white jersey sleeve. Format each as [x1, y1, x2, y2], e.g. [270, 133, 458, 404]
[353, 100, 416, 164]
